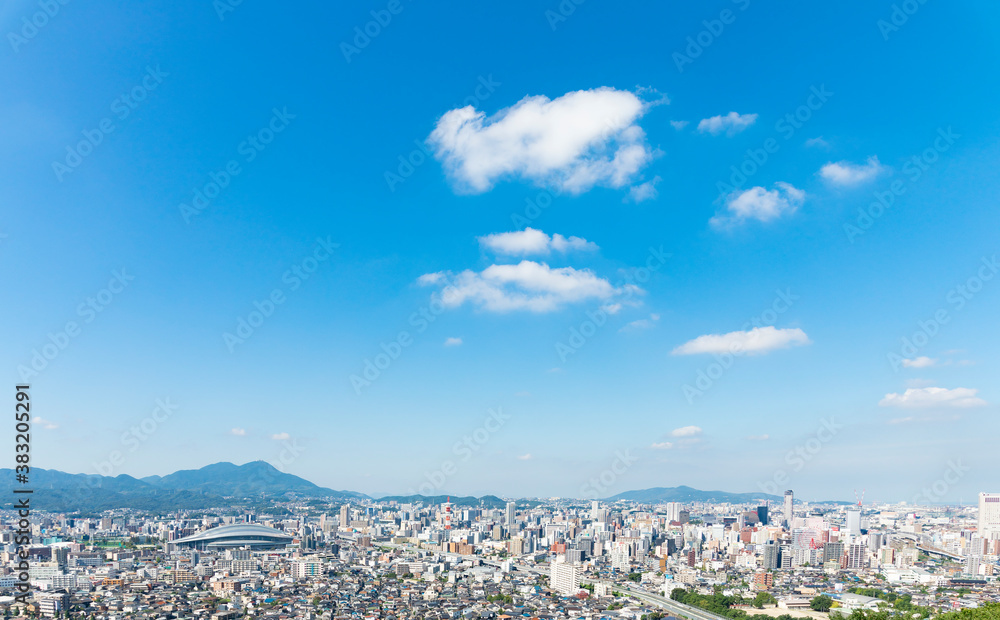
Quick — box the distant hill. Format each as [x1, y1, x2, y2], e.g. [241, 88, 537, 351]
[0, 462, 367, 513]
[377, 494, 542, 509]
[140, 461, 367, 500]
[605, 485, 784, 504]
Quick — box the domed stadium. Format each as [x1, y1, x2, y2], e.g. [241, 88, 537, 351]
[171, 524, 294, 550]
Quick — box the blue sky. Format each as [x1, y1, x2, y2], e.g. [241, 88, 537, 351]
[2, 0, 999, 502]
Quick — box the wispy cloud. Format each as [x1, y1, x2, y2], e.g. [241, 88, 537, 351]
[819, 156, 886, 186]
[230, 427, 247, 436]
[620, 313, 660, 332]
[698, 111, 758, 136]
[672, 326, 810, 356]
[419, 260, 640, 313]
[711, 182, 805, 227]
[444, 337, 463, 347]
[478, 228, 598, 256]
[271, 432, 291, 440]
[34, 416, 58, 430]
[901, 356, 937, 368]
[879, 387, 987, 409]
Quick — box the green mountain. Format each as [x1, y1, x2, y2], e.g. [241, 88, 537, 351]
[0, 461, 367, 513]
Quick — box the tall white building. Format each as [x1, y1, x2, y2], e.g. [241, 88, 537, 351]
[978, 493, 1000, 539]
[551, 560, 581, 597]
[506, 501, 516, 527]
[846, 509, 861, 537]
[783, 490, 794, 528]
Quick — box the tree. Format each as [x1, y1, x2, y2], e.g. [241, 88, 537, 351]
[753, 592, 776, 609]
[811, 596, 834, 612]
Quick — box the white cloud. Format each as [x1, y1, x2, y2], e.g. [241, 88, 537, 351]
[420, 260, 639, 313]
[879, 387, 987, 409]
[671, 425, 702, 438]
[33, 416, 58, 430]
[805, 136, 830, 149]
[429, 87, 656, 195]
[650, 442, 674, 450]
[478, 228, 598, 256]
[516, 453, 533, 461]
[444, 337, 463, 347]
[670, 120, 689, 130]
[902, 356, 937, 368]
[230, 427, 247, 436]
[620, 313, 660, 332]
[672, 326, 810, 356]
[711, 182, 805, 227]
[271, 432, 291, 440]
[601, 303, 623, 315]
[627, 176, 660, 203]
[819, 156, 886, 185]
[888, 417, 914, 425]
[697, 111, 758, 136]
[747, 434, 770, 441]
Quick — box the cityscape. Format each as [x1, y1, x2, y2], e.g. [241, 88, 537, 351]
[1, 474, 1000, 620]
[3, 2, 999, 620]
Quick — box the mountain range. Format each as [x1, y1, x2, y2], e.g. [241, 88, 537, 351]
[0, 462, 813, 513]
[0, 461, 366, 514]
[605, 485, 784, 504]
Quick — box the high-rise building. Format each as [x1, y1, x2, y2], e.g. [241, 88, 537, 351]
[978, 493, 1000, 539]
[762, 542, 779, 569]
[550, 561, 581, 597]
[757, 505, 769, 526]
[846, 509, 861, 537]
[506, 501, 516, 527]
[783, 490, 794, 528]
[339, 504, 350, 528]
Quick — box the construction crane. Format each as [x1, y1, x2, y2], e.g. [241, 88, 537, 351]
[854, 489, 865, 508]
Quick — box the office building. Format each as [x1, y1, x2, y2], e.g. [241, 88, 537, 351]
[551, 560, 581, 597]
[978, 493, 1000, 539]
[783, 490, 794, 528]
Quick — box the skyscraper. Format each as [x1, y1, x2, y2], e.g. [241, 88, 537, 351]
[506, 501, 516, 528]
[846, 508, 861, 537]
[339, 504, 350, 528]
[783, 490, 794, 528]
[978, 493, 1000, 539]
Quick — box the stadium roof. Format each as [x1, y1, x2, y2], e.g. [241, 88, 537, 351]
[171, 524, 294, 549]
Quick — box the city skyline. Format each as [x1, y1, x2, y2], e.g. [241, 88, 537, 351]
[2, 2, 999, 500]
